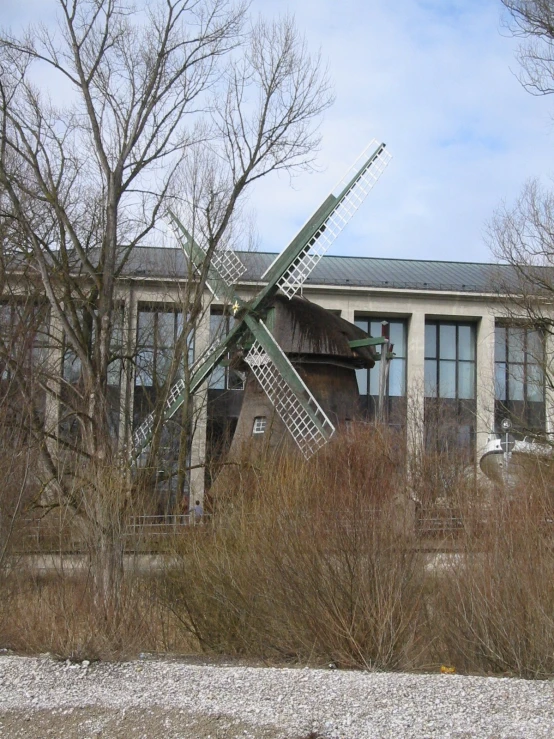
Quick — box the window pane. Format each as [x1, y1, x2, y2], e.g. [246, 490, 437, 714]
[439, 325, 456, 360]
[354, 318, 368, 332]
[0, 304, 12, 333]
[458, 362, 475, 399]
[527, 363, 544, 402]
[210, 313, 225, 341]
[228, 370, 244, 390]
[508, 363, 524, 401]
[527, 329, 543, 364]
[136, 350, 154, 386]
[209, 366, 226, 389]
[176, 312, 184, 336]
[157, 312, 175, 348]
[112, 308, 124, 346]
[389, 322, 406, 358]
[369, 366, 380, 396]
[389, 358, 406, 397]
[458, 325, 475, 361]
[355, 368, 367, 395]
[187, 334, 195, 366]
[425, 324, 436, 359]
[370, 320, 383, 339]
[495, 363, 506, 400]
[156, 351, 172, 382]
[138, 311, 155, 343]
[107, 359, 122, 387]
[495, 326, 506, 363]
[63, 352, 81, 383]
[425, 359, 437, 397]
[439, 360, 456, 398]
[508, 327, 525, 364]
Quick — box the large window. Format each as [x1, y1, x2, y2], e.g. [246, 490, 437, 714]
[133, 305, 193, 512]
[424, 323, 475, 399]
[60, 307, 125, 438]
[62, 306, 125, 388]
[354, 317, 407, 425]
[133, 304, 193, 442]
[495, 325, 545, 435]
[135, 307, 185, 388]
[424, 321, 476, 456]
[0, 302, 49, 381]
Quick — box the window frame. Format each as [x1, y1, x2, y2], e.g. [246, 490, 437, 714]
[252, 416, 267, 434]
[494, 323, 545, 433]
[135, 304, 192, 388]
[208, 308, 244, 391]
[354, 316, 407, 399]
[424, 321, 476, 400]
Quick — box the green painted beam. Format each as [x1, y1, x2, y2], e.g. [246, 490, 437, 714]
[251, 194, 337, 309]
[188, 320, 247, 396]
[349, 337, 388, 348]
[251, 142, 386, 310]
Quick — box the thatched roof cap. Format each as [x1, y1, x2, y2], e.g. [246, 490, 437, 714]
[266, 295, 376, 368]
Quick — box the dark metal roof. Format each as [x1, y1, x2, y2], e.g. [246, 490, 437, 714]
[122, 247, 516, 294]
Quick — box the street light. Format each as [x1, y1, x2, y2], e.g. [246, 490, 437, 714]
[500, 418, 514, 482]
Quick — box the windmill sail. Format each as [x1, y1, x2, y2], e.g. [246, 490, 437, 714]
[168, 210, 246, 301]
[132, 335, 233, 456]
[261, 141, 391, 300]
[132, 143, 390, 463]
[243, 316, 335, 459]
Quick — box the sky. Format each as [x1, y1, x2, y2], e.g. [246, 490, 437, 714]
[3, 0, 554, 264]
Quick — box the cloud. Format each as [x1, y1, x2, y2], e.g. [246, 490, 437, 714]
[5, 0, 554, 264]
[247, 0, 554, 263]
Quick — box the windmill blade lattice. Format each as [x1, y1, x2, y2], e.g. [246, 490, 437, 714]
[244, 321, 335, 459]
[132, 336, 226, 455]
[211, 247, 247, 288]
[169, 213, 246, 300]
[274, 140, 392, 299]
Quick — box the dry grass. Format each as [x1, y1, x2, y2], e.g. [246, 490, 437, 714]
[430, 474, 554, 678]
[162, 427, 427, 669]
[3, 425, 554, 677]
[0, 570, 193, 660]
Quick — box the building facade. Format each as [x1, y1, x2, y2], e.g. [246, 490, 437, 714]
[3, 246, 550, 506]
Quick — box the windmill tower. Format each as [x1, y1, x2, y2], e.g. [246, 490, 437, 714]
[132, 141, 392, 468]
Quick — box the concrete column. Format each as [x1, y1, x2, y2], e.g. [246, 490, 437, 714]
[119, 283, 138, 449]
[475, 313, 496, 459]
[341, 303, 355, 325]
[43, 310, 63, 453]
[545, 329, 554, 438]
[189, 298, 211, 506]
[406, 311, 425, 463]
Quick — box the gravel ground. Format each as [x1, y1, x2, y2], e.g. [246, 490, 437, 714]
[1, 655, 554, 738]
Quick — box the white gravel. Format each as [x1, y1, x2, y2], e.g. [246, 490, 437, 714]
[1, 654, 554, 738]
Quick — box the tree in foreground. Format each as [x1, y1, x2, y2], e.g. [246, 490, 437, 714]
[0, 0, 332, 605]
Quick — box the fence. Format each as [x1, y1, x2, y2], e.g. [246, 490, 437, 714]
[13, 513, 211, 554]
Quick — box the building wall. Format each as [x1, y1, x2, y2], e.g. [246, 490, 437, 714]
[35, 277, 536, 504]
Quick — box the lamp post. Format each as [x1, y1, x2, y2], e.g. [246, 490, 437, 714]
[500, 417, 514, 484]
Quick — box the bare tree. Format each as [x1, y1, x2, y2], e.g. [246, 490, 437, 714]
[0, 0, 333, 605]
[488, 181, 554, 435]
[487, 2, 554, 436]
[500, 0, 554, 96]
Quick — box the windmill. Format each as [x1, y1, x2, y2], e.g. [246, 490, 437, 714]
[132, 141, 392, 463]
